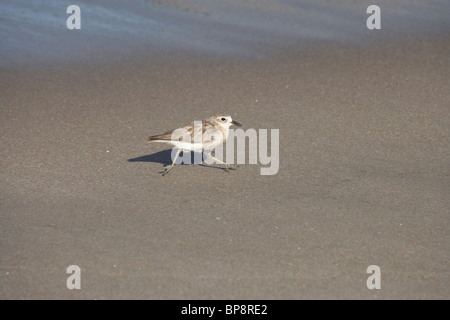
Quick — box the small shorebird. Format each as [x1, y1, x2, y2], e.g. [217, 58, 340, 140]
[148, 114, 242, 176]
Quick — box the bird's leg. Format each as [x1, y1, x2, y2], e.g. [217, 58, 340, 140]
[161, 149, 182, 176]
[205, 152, 234, 173]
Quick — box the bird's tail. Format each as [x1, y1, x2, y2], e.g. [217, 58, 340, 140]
[148, 134, 169, 142]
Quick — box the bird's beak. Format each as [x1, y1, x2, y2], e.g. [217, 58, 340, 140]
[232, 120, 242, 127]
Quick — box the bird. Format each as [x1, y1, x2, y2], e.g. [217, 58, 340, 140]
[148, 114, 242, 176]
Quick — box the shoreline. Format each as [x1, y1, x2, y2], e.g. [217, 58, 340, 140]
[2, 0, 450, 69]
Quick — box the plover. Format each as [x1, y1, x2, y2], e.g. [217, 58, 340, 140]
[148, 115, 242, 176]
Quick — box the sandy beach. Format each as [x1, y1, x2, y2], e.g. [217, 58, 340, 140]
[1, 0, 449, 299]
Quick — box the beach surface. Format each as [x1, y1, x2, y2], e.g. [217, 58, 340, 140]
[1, 0, 449, 299]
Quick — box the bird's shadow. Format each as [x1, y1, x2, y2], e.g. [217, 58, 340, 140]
[127, 150, 235, 172]
[128, 149, 176, 166]
[128, 150, 205, 166]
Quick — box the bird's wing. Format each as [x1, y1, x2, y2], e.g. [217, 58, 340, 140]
[148, 122, 197, 142]
[148, 119, 223, 144]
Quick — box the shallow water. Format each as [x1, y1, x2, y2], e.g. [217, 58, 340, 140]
[1, 0, 449, 67]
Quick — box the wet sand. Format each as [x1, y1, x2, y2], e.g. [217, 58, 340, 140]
[1, 1, 449, 299]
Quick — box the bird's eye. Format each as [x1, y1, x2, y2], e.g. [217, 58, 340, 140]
[221, 117, 227, 122]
